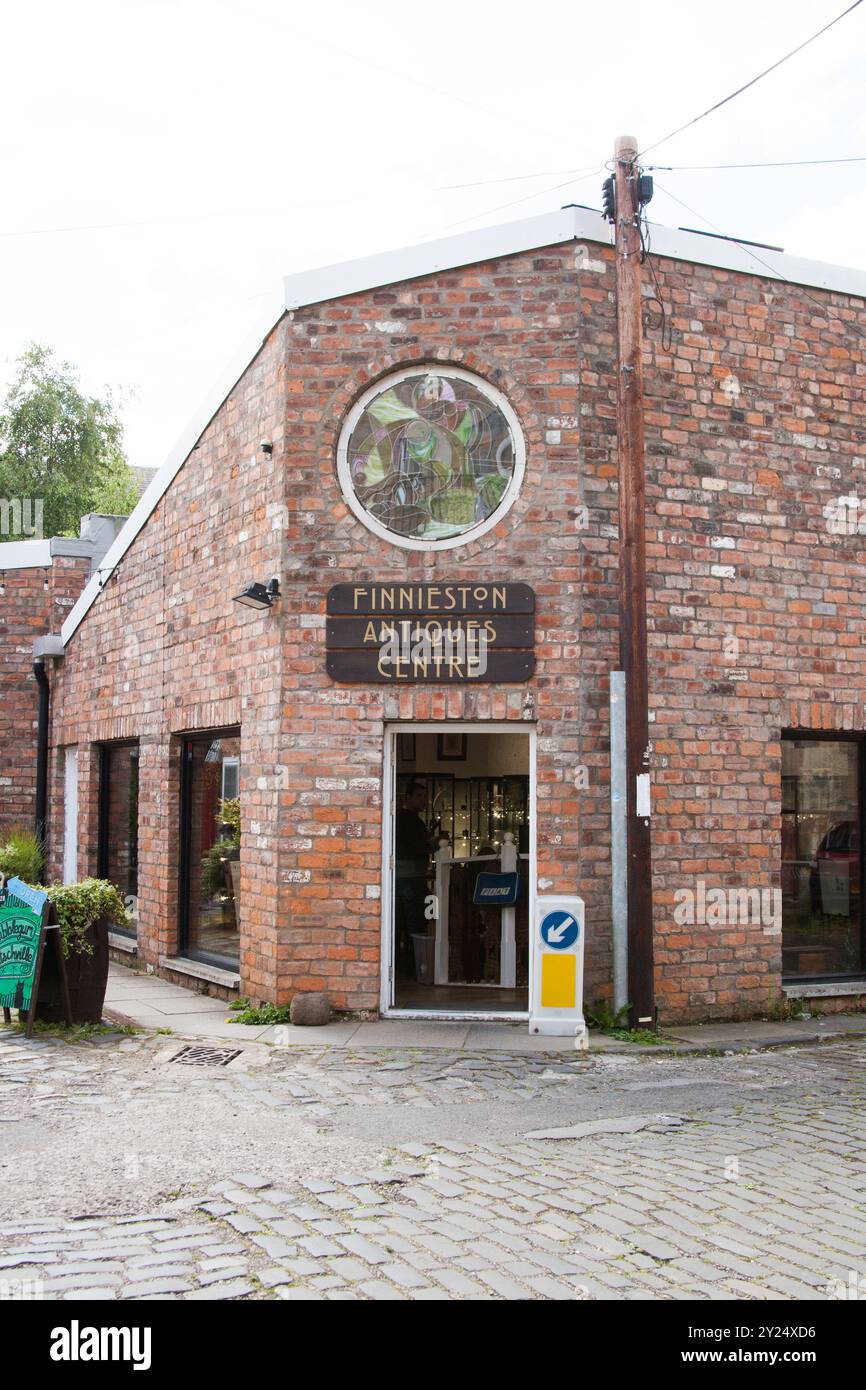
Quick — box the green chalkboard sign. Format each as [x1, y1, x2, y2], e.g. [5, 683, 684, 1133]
[0, 876, 49, 1013]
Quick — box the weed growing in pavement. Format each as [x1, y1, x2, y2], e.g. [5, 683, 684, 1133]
[584, 998, 630, 1030]
[604, 1027, 668, 1045]
[2, 1019, 140, 1041]
[228, 1001, 290, 1025]
[584, 997, 669, 1045]
[764, 996, 812, 1023]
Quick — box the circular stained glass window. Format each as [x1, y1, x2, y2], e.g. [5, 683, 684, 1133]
[337, 366, 525, 550]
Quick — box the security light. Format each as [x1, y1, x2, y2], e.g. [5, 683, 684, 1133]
[233, 577, 280, 610]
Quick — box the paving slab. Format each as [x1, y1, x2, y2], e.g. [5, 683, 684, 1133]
[143, 1013, 276, 1040]
[135, 996, 237, 1016]
[665, 1017, 866, 1047]
[349, 1021, 472, 1048]
[255, 1022, 362, 1048]
[103, 961, 866, 1055]
[463, 1025, 581, 1052]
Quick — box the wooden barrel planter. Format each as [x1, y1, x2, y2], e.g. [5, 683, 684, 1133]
[35, 913, 111, 1024]
[31, 879, 129, 1026]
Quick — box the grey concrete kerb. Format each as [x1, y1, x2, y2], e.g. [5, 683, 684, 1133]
[102, 964, 866, 1056]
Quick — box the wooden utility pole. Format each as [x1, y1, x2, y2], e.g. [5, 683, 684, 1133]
[613, 134, 655, 1028]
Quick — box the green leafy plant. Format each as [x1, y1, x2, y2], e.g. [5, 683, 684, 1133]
[605, 1027, 666, 1046]
[764, 995, 812, 1023]
[5, 1019, 133, 1041]
[584, 997, 631, 1031]
[201, 798, 242, 899]
[0, 341, 139, 538]
[218, 797, 241, 840]
[46, 878, 130, 958]
[583, 997, 666, 1044]
[0, 825, 44, 883]
[201, 838, 239, 899]
[228, 1002, 290, 1025]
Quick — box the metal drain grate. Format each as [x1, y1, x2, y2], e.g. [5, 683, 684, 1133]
[170, 1045, 242, 1067]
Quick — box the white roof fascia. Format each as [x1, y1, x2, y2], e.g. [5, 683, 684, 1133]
[283, 204, 866, 311]
[283, 207, 607, 309]
[0, 539, 52, 570]
[61, 290, 285, 646]
[644, 220, 866, 299]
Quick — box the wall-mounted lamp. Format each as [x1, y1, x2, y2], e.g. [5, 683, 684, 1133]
[233, 576, 280, 611]
[259, 440, 274, 456]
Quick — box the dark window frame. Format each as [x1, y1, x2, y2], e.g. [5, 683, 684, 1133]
[96, 739, 140, 940]
[177, 726, 242, 971]
[781, 729, 866, 983]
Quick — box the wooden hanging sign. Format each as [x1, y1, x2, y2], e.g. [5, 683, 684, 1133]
[325, 582, 536, 683]
[326, 582, 535, 615]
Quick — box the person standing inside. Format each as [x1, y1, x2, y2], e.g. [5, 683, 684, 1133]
[394, 780, 435, 977]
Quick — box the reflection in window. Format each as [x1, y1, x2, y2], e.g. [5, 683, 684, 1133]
[181, 732, 240, 965]
[98, 743, 139, 936]
[782, 738, 864, 977]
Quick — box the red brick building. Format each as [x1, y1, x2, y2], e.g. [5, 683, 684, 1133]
[37, 207, 866, 1023]
[0, 515, 126, 830]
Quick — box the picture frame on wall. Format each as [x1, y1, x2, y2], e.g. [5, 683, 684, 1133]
[437, 733, 466, 762]
[398, 734, 416, 762]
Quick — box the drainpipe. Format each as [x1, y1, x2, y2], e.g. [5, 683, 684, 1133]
[33, 659, 49, 848]
[32, 636, 65, 853]
[610, 670, 628, 1016]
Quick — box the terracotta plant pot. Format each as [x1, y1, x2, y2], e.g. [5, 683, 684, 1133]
[34, 912, 111, 1024]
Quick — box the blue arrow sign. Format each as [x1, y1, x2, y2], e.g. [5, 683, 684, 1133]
[539, 909, 579, 951]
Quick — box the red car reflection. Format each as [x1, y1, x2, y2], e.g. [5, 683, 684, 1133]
[810, 821, 860, 915]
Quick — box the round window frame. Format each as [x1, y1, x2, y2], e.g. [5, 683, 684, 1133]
[336, 365, 526, 552]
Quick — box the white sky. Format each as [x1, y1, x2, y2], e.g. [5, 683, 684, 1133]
[2, 0, 865, 473]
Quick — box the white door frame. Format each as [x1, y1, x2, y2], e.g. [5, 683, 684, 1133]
[63, 745, 79, 885]
[380, 721, 537, 1021]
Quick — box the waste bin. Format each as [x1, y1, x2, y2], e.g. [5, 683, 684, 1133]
[411, 932, 435, 984]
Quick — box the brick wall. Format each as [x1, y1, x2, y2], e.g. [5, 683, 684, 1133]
[579, 248, 866, 1019]
[272, 245, 589, 1011]
[49, 323, 288, 1002]
[44, 237, 866, 1021]
[0, 553, 91, 829]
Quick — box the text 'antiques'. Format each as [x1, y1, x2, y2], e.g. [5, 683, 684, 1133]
[325, 583, 535, 683]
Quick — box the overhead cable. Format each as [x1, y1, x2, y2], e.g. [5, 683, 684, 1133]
[639, 0, 864, 158]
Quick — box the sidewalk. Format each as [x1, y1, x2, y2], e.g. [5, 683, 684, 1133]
[102, 962, 866, 1054]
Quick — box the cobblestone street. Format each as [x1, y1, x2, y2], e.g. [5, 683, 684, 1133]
[2, 1026, 865, 1301]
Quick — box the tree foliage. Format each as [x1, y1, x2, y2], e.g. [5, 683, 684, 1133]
[0, 342, 139, 539]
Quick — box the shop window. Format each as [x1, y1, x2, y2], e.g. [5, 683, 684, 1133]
[97, 742, 139, 935]
[337, 366, 525, 551]
[782, 736, 865, 978]
[179, 730, 241, 967]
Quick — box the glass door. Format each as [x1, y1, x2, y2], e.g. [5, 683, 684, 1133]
[179, 729, 242, 967]
[98, 742, 140, 937]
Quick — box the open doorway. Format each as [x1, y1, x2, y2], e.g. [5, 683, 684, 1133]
[383, 725, 534, 1016]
